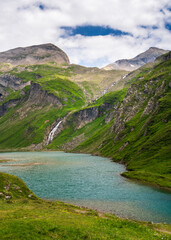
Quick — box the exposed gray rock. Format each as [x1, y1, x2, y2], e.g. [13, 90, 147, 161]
[74, 107, 99, 129]
[103, 47, 169, 71]
[0, 99, 21, 117]
[0, 43, 70, 65]
[72, 103, 113, 129]
[0, 81, 63, 117]
[5, 195, 12, 200]
[4, 185, 10, 191]
[0, 74, 30, 90]
[28, 82, 62, 107]
[156, 51, 171, 61]
[0, 74, 30, 101]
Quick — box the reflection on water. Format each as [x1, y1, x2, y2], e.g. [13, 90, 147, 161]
[0, 151, 171, 223]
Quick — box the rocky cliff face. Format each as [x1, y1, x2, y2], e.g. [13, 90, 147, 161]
[0, 74, 29, 91]
[0, 81, 63, 118]
[103, 47, 169, 71]
[0, 43, 70, 65]
[28, 82, 62, 107]
[72, 103, 113, 129]
[110, 73, 167, 141]
[0, 74, 30, 101]
[0, 98, 21, 117]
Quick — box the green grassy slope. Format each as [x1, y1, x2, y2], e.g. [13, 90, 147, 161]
[0, 64, 87, 149]
[0, 172, 170, 240]
[0, 62, 128, 150]
[69, 64, 128, 101]
[1, 63, 127, 103]
[0, 91, 85, 150]
[47, 55, 171, 189]
[8, 64, 86, 107]
[71, 56, 171, 189]
[0, 171, 37, 200]
[0, 54, 170, 189]
[47, 89, 127, 150]
[0, 106, 63, 149]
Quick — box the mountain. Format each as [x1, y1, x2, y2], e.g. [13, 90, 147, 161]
[103, 47, 169, 71]
[0, 44, 170, 190]
[0, 44, 128, 103]
[0, 43, 70, 65]
[51, 52, 171, 189]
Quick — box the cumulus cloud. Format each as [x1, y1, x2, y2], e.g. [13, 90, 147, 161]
[0, 0, 170, 66]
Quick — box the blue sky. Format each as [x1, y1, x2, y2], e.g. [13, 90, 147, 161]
[61, 26, 131, 37]
[165, 23, 171, 30]
[0, 0, 171, 67]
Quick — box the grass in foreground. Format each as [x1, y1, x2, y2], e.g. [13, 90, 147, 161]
[0, 172, 171, 240]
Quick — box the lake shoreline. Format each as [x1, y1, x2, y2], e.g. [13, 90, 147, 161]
[0, 149, 171, 193]
[0, 151, 171, 224]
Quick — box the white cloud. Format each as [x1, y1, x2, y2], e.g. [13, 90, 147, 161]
[0, 0, 170, 66]
[57, 31, 171, 67]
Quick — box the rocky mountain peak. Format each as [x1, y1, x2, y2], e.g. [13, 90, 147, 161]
[0, 43, 70, 65]
[103, 47, 169, 71]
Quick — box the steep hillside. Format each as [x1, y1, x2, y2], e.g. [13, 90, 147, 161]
[0, 49, 127, 149]
[0, 44, 128, 104]
[69, 64, 128, 101]
[103, 47, 169, 71]
[0, 66, 86, 149]
[46, 52, 171, 189]
[0, 45, 170, 190]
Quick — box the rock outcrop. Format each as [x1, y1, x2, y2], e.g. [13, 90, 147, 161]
[0, 81, 63, 117]
[0, 74, 30, 99]
[28, 82, 62, 107]
[0, 98, 21, 117]
[67, 103, 113, 130]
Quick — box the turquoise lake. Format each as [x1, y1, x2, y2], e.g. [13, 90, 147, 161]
[0, 151, 170, 223]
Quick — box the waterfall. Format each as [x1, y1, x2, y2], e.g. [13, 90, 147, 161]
[122, 74, 128, 79]
[47, 120, 62, 145]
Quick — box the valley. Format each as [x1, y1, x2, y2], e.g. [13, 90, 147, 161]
[0, 44, 170, 190]
[0, 43, 171, 239]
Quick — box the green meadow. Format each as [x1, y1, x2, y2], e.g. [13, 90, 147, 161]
[0, 172, 170, 240]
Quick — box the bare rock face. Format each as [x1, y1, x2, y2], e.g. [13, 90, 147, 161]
[28, 82, 62, 107]
[0, 43, 70, 65]
[103, 47, 169, 71]
[63, 103, 113, 132]
[0, 74, 30, 102]
[0, 99, 21, 117]
[156, 51, 171, 62]
[0, 81, 63, 118]
[0, 74, 30, 91]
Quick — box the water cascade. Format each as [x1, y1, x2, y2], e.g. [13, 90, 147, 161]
[47, 120, 62, 145]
